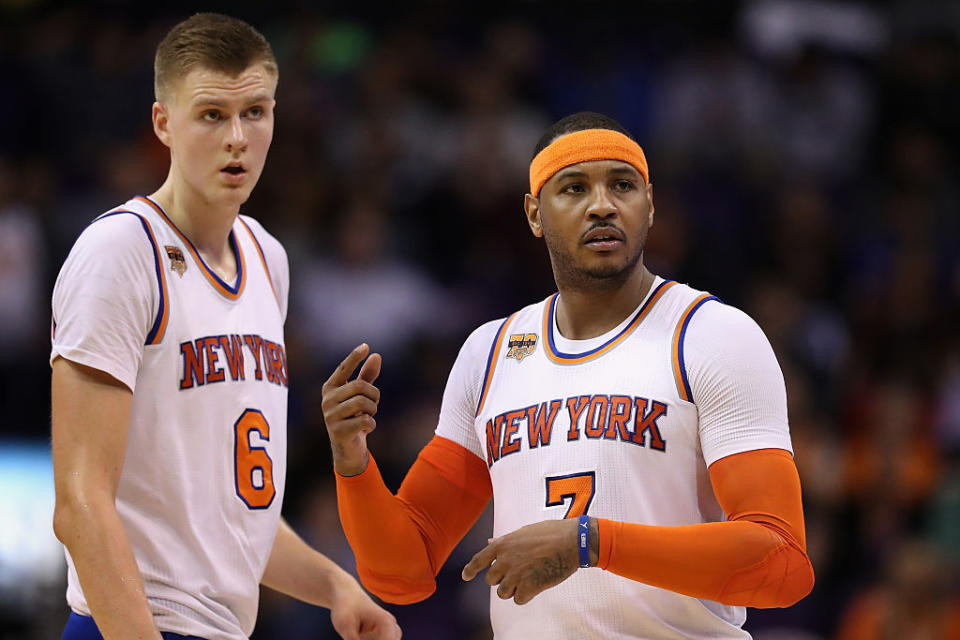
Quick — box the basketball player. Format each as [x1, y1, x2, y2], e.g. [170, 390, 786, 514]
[322, 113, 815, 638]
[50, 13, 400, 640]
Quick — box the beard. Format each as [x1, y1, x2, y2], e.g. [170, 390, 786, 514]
[542, 224, 647, 293]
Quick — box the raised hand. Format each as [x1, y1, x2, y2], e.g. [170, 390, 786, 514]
[462, 518, 596, 606]
[321, 344, 382, 476]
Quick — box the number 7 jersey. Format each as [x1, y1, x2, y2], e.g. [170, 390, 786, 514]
[435, 276, 794, 639]
[51, 195, 288, 640]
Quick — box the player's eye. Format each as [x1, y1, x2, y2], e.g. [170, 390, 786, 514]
[563, 183, 586, 194]
[202, 110, 221, 122]
[613, 179, 635, 192]
[245, 106, 264, 119]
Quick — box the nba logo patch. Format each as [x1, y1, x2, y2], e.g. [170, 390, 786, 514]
[506, 333, 537, 362]
[165, 245, 187, 277]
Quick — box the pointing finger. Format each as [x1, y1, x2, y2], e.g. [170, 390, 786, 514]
[324, 344, 369, 392]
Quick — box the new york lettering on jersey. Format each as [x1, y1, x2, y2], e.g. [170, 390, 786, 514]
[179, 333, 288, 389]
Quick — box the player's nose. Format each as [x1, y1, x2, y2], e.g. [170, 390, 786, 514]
[225, 114, 248, 151]
[585, 185, 618, 219]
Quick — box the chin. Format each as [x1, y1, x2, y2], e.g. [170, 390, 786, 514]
[582, 257, 630, 277]
[581, 254, 643, 283]
[217, 186, 254, 206]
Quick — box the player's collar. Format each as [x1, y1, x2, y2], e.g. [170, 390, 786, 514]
[137, 195, 247, 300]
[542, 279, 676, 364]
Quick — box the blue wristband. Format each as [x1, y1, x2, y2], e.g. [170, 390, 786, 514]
[578, 515, 591, 568]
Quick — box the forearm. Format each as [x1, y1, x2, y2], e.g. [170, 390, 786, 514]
[336, 455, 438, 603]
[596, 517, 813, 607]
[261, 518, 360, 608]
[54, 499, 160, 639]
[596, 448, 814, 608]
[336, 437, 493, 604]
[51, 359, 158, 638]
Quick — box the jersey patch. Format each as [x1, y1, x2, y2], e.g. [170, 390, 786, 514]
[165, 245, 187, 277]
[505, 333, 537, 362]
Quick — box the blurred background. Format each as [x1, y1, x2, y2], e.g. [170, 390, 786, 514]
[2, 0, 959, 638]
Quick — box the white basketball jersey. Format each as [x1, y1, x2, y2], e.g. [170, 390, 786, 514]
[51, 196, 288, 640]
[437, 276, 793, 639]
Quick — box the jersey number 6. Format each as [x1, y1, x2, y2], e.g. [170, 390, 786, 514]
[234, 409, 276, 509]
[545, 471, 596, 518]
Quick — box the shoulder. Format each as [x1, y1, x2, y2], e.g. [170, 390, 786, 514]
[681, 297, 784, 405]
[79, 209, 158, 252]
[460, 317, 509, 363]
[238, 215, 287, 265]
[685, 299, 770, 350]
[462, 297, 545, 356]
[61, 208, 161, 276]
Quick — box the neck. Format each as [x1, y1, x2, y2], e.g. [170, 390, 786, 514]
[554, 265, 654, 340]
[150, 173, 238, 274]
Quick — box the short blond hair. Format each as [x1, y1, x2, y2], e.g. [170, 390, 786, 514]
[154, 13, 278, 101]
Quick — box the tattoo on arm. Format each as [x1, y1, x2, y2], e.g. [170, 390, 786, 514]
[529, 551, 571, 587]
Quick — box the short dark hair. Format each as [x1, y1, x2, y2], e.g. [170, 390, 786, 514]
[154, 13, 277, 101]
[532, 112, 634, 159]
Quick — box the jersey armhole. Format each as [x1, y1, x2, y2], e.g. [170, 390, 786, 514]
[671, 294, 721, 403]
[237, 217, 282, 314]
[474, 312, 519, 417]
[94, 211, 170, 346]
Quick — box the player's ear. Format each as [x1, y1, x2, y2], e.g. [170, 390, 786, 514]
[524, 193, 543, 238]
[646, 181, 655, 228]
[152, 101, 172, 148]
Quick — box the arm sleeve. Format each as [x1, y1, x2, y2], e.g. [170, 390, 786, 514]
[50, 214, 159, 391]
[335, 323, 498, 603]
[685, 301, 794, 465]
[597, 448, 814, 608]
[336, 437, 492, 603]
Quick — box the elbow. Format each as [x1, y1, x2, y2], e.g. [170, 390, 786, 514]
[52, 496, 82, 546]
[719, 546, 815, 609]
[769, 556, 815, 608]
[357, 565, 437, 605]
[52, 487, 113, 547]
[748, 552, 815, 609]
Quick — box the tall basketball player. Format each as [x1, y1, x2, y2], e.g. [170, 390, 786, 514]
[323, 112, 814, 638]
[50, 13, 400, 640]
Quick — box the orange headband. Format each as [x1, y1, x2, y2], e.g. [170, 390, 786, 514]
[529, 129, 649, 197]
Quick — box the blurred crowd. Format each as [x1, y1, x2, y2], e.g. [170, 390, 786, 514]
[2, 1, 959, 638]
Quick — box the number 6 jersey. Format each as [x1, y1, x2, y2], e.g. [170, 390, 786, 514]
[51, 195, 288, 640]
[435, 276, 794, 639]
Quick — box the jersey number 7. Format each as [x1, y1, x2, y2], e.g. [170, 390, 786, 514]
[545, 471, 596, 518]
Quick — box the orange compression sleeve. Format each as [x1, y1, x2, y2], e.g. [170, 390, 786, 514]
[597, 448, 814, 608]
[335, 435, 492, 604]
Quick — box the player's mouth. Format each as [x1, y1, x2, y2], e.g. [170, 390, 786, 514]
[220, 162, 248, 184]
[582, 226, 625, 252]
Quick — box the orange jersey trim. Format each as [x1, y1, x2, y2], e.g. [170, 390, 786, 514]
[543, 280, 676, 365]
[136, 196, 247, 300]
[475, 312, 519, 416]
[237, 217, 280, 312]
[671, 293, 719, 402]
[597, 448, 814, 608]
